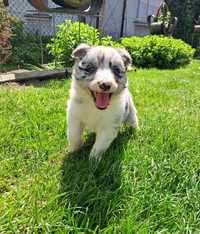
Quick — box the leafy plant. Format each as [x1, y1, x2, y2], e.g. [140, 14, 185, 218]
[100, 36, 124, 48]
[0, 2, 12, 64]
[121, 35, 195, 68]
[47, 19, 100, 67]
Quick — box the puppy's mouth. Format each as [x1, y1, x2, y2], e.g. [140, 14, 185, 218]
[90, 90, 112, 110]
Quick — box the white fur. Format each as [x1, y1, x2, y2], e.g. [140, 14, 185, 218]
[67, 79, 138, 160]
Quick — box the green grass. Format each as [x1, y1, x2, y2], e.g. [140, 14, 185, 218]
[0, 60, 200, 233]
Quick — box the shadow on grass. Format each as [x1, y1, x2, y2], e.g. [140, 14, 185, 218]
[60, 127, 136, 231]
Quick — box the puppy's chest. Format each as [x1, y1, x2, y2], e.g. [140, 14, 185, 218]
[78, 101, 124, 131]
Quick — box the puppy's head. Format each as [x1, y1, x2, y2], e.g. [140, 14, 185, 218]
[72, 44, 132, 110]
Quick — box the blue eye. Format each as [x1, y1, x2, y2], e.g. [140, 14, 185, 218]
[85, 65, 97, 74]
[112, 65, 122, 77]
[79, 64, 97, 74]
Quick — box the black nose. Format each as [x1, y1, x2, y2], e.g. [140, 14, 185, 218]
[99, 82, 111, 91]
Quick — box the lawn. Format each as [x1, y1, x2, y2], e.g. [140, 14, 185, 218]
[0, 60, 200, 233]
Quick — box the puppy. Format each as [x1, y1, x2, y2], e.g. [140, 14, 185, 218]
[67, 44, 138, 161]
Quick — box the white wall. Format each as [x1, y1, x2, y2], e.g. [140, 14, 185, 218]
[101, 0, 124, 39]
[125, 0, 139, 37]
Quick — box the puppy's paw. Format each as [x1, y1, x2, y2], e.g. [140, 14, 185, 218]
[68, 142, 83, 153]
[89, 148, 103, 163]
[132, 122, 139, 130]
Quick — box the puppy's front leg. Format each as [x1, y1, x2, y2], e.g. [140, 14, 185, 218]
[127, 99, 139, 129]
[89, 128, 118, 161]
[67, 118, 83, 152]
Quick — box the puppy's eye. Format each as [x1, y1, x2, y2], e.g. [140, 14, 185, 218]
[112, 65, 122, 77]
[84, 65, 97, 74]
[79, 64, 96, 74]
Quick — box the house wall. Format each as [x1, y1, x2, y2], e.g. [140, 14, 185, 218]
[125, 0, 139, 37]
[7, 0, 161, 38]
[134, 0, 161, 36]
[101, 0, 161, 38]
[100, 0, 124, 39]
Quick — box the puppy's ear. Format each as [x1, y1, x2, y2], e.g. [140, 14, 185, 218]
[117, 48, 132, 69]
[72, 44, 91, 59]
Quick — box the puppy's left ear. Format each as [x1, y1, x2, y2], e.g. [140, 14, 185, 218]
[72, 44, 91, 59]
[117, 48, 132, 69]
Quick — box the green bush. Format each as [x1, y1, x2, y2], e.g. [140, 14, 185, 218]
[48, 20, 195, 69]
[100, 36, 124, 48]
[0, 2, 12, 64]
[47, 19, 99, 67]
[121, 35, 195, 68]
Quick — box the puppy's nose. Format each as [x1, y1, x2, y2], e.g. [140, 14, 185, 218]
[99, 82, 111, 91]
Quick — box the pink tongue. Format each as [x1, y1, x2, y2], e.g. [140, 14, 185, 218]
[95, 92, 110, 109]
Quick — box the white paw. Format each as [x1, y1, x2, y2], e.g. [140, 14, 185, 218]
[132, 122, 139, 129]
[89, 148, 103, 162]
[68, 142, 82, 153]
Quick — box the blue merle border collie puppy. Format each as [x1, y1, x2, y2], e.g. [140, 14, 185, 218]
[67, 44, 138, 161]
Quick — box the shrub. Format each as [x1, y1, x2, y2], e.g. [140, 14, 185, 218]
[0, 2, 12, 64]
[121, 35, 195, 68]
[47, 19, 99, 67]
[100, 36, 124, 48]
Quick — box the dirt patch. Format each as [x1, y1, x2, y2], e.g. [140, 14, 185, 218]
[0, 69, 29, 75]
[1, 79, 50, 89]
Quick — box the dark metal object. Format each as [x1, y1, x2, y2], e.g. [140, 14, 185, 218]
[194, 25, 200, 33]
[192, 16, 200, 54]
[147, 15, 177, 36]
[27, 0, 103, 15]
[27, 0, 48, 11]
[147, 0, 177, 36]
[52, 0, 90, 9]
[193, 16, 200, 33]
[120, 0, 127, 37]
[147, 15, 163, 34]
